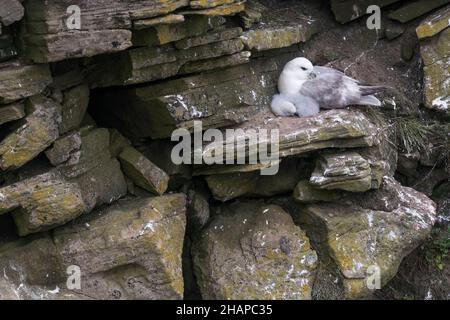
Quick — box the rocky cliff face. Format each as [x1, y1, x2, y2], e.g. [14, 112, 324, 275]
[0, 0, 449, 300]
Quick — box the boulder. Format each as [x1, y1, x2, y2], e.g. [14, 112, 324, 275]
[293, 177, 437, 298]
[192, 201, 318, 299]
[0, 95, 61, 171]
[0, 194, 187, 299]
[53, 194, 187, 299]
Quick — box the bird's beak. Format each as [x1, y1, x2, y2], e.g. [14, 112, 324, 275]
[308, 72, 317, 80]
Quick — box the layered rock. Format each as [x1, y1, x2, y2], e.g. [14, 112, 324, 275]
[0, 95, 60, 171]
[292, 177, 437, 299]
[195, 109, 379, 175]
[418, 10, 450, 111]
[192, 201, 318, 299]
[309, 152, 381, 192]
[0, 194, 187, 299]
[330, 0, 400, 24]
[93, 59, 278, 138]
[0, 62, 52, 104]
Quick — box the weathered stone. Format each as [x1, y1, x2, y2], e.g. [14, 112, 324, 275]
[23, 30, 132, 63]
[293, 177, 436, 299]
[133, 14, 185, 30]
[53, 194, 187, 299]
[0, 0, 24, 26]
[241, 6, 319, 52]
[0, 63, 52, 104]
[88, 32, 245, 87]
[192, 201, 318, 299]
[0, 171, 87, 236]
[0, 102, 25, 126]
[181, 1, 245, 16]
[132, 15, 225, 46]
[72, 157, 127, 212]
[45, 130, 83, 166]
[195, 109, 379, 175]
[0, 95, 60, 171]
[174, 27, 242, 49]
[93, 60, 278, 138]
[389, 0, 450, 23]
[416, 5, 450, 39]
[109, 128, 130, 158]
[310, 152, 373, 193]
[190, 0, 236, 9]
[421, 27, 450, 110]
[293, 180, 342, 204]
[205, 159, 309, 201]
[23, 0, 189, 34]
[118, 146, 169, 195]
[239, 0, 267, 28]
[330, 0, 400, 24]
[182, 180, 210, 234]
[0, 194, 187, 299]
[59, 84, 90, 134]
[179, 51, 251, 73]
[136, 140, 192, 190]
[54, 128, 111, 178]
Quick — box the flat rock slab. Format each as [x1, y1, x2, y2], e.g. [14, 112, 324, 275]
[241, 4, 319, 51]
[195, 109, 379, 175]
[192, 201, 318, 299]
[24, 30, 133, 63]
[388, 0, 450, 23]
[88, 26, 245, 87]
[416, 5, 450, 39]
[93, 59, 278, 139]
[0, 62, 52, 104]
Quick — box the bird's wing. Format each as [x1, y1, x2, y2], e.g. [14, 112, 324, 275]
[300, 73, 361, 109]
[314, 66, 360, 84]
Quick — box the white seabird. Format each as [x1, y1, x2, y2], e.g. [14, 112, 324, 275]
[271, 57, 386, 117]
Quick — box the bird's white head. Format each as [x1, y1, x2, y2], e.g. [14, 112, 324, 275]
[282, 57, 316, 81]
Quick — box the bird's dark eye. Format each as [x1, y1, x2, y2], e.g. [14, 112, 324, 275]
[301, 67, 307, 71]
